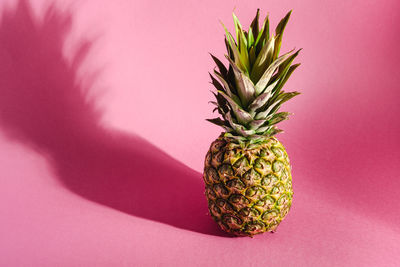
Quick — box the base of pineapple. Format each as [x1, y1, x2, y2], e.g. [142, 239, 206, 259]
[203, 134, 293, 237]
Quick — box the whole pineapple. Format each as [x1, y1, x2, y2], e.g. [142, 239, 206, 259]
[204, 9, 301, 237]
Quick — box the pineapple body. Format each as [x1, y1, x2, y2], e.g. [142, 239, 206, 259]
[204, 135, 293, 237]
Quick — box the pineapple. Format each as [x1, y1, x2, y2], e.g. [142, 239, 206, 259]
[204, 9, 301, 237]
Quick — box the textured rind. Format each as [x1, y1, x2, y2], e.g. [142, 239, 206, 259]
[203, 134, 293, 237]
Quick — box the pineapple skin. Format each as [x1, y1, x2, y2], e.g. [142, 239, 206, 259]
[203, 135, 293, 237]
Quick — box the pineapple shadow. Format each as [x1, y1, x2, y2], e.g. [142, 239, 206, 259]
[0, 0, 230, 237]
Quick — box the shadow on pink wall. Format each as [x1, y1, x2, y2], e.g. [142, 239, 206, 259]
[0, 0, 230, 237]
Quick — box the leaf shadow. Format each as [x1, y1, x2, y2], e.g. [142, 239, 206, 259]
[0, 0, 231, 237]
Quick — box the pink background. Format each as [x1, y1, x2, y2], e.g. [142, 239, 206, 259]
[0, 0, 399, 266]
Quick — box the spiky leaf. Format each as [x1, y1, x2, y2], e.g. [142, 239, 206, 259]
[255, 49, 295, 94]
[212, 91, 229, 115]
[272, 63, 301, 95]
[273, 10, 292, 60]
[233, 13, 248, 51]
[270, 49, 301, 91]
[225, 56, 255, 106]
[254, 101, 281, 120]
[225, 112, 256, 136]
[248, 79, 279, 112]
[255, 16, 269, 53]
[210, 53, 228, 78]
[249, 45, 256, 66]
[250, 9, 260, 38]
[218, 90, 253, 124]
[250, 36, 275, 83]
[207, 117, 230, 127]
[213, 71, 241, 104]
[266, 126, 284, 136]
[248, 28, 255, 48]
[248, 119, 267, 130]
[268, 112, 291, 125]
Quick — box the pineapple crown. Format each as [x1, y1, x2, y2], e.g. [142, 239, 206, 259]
[207, 9, 301, 143]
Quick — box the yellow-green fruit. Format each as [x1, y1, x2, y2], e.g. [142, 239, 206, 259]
[203, 135, 293, 237]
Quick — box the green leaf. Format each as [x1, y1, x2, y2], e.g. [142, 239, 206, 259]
[222, 23, 246, 72]
[224, 132, 247, 141]
[225, 56, 255, 106]
[273, 10, 292, 60]
[230, 13, 250, 72]
[209, 53, 228, 78]
[206, 117, 229, 127]
[248, 79, 279, 113]
[207, 117, 233, 132]
[209, 101, 218, 106]
[212, 91, 229, 114]
[273, 63, 301, 95]
[268, 112, 291, 125]
[276, 91, 300, 105]
[266, 91, 300, 116]
[226, 34, 248, 73]
[233, 13, 247, 49]
[225, 112, 256, 137]
[248, 28, 254, 48]
[218, 90, 253, 124]
[238, 35, 250, 72]
[254, 125, 269, 134]
[268, 49, 301, 100]
[255, 15, 270, 53]
[250, 36, 275, 83]
[262, 78, 280, 96]
[266, 126, 283, 136]
[213, 71, 241, 104]
[209, 73, 225, 92]
[255, 49, 295, 94]
[249, 45, 256, 66]
[248, 119, 267, 130]
[254, 101, 281, 120]
[269, 49, 300, 92]
[250, 9, 260, 38]
[221, 21, 235, 48]
[224, 38, 234, 60]
[277, 48, 300, 73]
[209, 102, 227, 115]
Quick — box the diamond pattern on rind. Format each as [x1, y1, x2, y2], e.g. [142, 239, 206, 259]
[245, 186, 266, 200]
[222, 214, 243, 230]
[238, 207, 261, 220]
[215, 198, 234, 213]
[203, 135, 293, 237]
[254, 158, 272, 176]
[210, 139, 226, 154]
[272, 146, 284, 158]
[261, 173, 279, 188]
[262, 209, 279, 223]
[272, 160, 284, 173]
[213, 183, 229, 197]
[244, 221, 266, 236]
[226, 178, 245, 193]
[233, 156, 250, 176]
[241, 168, 261, 187]
[204, 167, 219, 184]
[211, 150, 225, 169]
[229, 194, 250, 210]
[204, 151, 212, 167]
[217, 164, 234, 183]
[205, 185, 217, 200]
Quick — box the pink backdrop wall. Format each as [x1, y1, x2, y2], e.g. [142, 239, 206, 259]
[0, 0, 399, 266]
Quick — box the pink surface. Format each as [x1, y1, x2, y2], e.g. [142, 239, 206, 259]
[0, 0, 399, 266]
